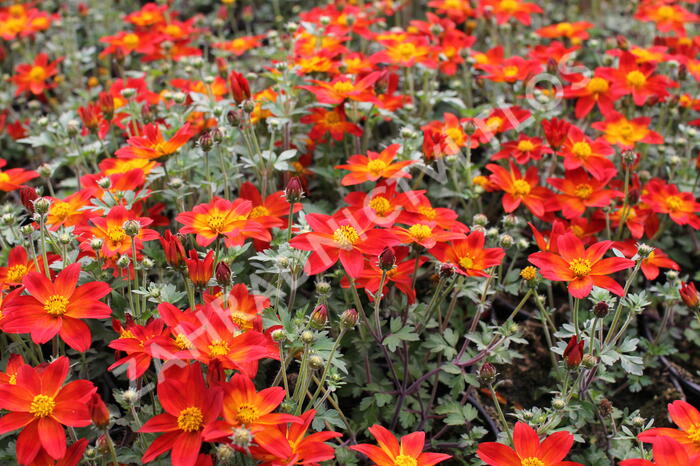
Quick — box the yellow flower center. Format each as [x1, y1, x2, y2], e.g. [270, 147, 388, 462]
[28, 66, 47, 82]
[587, 77, 609, 94]
[656, 5, 676, 21]
[687, 424, 700, 444]
[174, 333, 193, 350]
[208, 339, 230, 357]
[574, 183, 593, 199]
[408, 224, 432, 241]
[369, 196, 392, 216]
[164, 24, 182, 37]
[50, 202, 72, 220]
[512, 179, 531, 196]
[446, 127, 464, 146]
[177, 406, 204, 432]
[418, 206, 437, 220]
[333, 226, 360, 249]
[366, 159, 388, 177]
[517, 140, 535, 152]
[6, 264, 28, 283]
[323, 111, 341, 125]
[29, 394, 55, 418]
[569, 258, 592, 277]
[503, 65, 519, 78]
[236, 403, 260, 424]
[120, 329, 137, 339]
[555, 22, 573, 35]
[332, 81, 355, 94]
[459, 255, 475, 270]
[571, 141, 592, 159]
[520, 266, 537, 281]
[521, 459, 546, 466]
[617, 122, 635, 138]
[248, 206, 269, 218]
[626, 70, 647, 89]
[44, 295, 69, 316]
[107, 226, 127, 243]
[486, 116, 503, 132]
[123, 33, 140, 47]
[207, 214, 227, 233]
[8, 374, 16, 385]
[394, 455, 418, 466]
[395, 42, 417, 60]
[230, 310, 252, 330]
[499, 0, 519, 13]
[666, 195, 683, 212]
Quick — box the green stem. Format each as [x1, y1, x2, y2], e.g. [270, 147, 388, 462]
[604, 261, 642, 345]
[307, 329, 346, 409]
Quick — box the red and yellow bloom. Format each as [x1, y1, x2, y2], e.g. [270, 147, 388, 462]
[351, 424, 452, 466]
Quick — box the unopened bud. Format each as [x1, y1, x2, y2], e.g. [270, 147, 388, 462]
[215, 262, 232, 287]
[309, 355, 324, 370]
[582, 354, 598, 369]
[122, 220, 140, 237]
[498, 234, 514, 248]
[271, 329, 286, 342]
[230, 427, 253, 448]
[310, 304, 328, 329]
[378, 247, 396, 271]
[340, 308, 358, 329]
[19, 187, 38, 213]
[285, 176, 303, 203]
[117, 255, 131, 268]
[34, 197, 50, 215]
[636, 243, 653, 258]
[478, 363, 497, 385]
[472, 213, 488, 226]
[97, 177, 112, 190]
[300, 330, 314, 344]
[463, 120, 477, 135]
[593, 301, 609, 317]
[439, 263, 455, 279]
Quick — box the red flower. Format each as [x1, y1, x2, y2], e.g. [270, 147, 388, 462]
[479, 0, 543, 26]
[563, 72, 617, 119]
[542, 117, 572, 150]
[108, 317, 171, 380]
[640, 248, 679, 280]
[599, 52, 677, 106]
[431, 231, 505, 277]
[228, 70, 251, 103]
[299, 72, 383, 105]
[591, 113, 663, 149]
[487, 162, 556, 218]
[300, 105, 363, 142]
[239, 182, 302, 231]
[2, 263, 112, 351]
[529, 232, 635, 298]
[160, 230, 187, 268]
[638, 400, 700, 456]
[11, 53, 62, 96]
[622, 436, 700, 465]
[79, 205, 158, 259]
[115, 123, 194, 160]
[140, 364, 223, 466]
[0, 246, 38, 289]
[477, 421, 581, 465]
[336, 144, 415, 186]
[350, 246, 427, 304]
[478, 56, 542, 83]
[289, 210, 400, 278]
[491, 135, 552, 164]
[559, 126, 617, 181]
[351, 424, 451, 465]
[0, 357, 96, 464]
[548, 169, 621, 219]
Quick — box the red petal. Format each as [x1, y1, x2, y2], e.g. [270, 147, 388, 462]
[38, 417, 67, 460]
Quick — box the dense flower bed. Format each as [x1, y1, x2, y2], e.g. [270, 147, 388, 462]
[1, 0, 700, 464]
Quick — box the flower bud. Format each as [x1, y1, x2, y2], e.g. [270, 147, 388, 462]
[97, 177, 112, 190]
[199, 132, 213, 152]
[33, 197, 51, 215]
[37, 163, 53, 178]
[122, 220, 140, 237]
[599, 398, 613, 416]
[478, 363, 497, 385]
[310, 304, 328, 329]
[636, 243, 654, 258]
[463, 120, 477, 135]
[309, 355, 324, 370]
[117, 255, 131, 268]
[520, 266, 537, 282]
[315, 280, 331, 296]
[439, 263, 455, 279]
[498, 234, 514, 249]
[19, 187, 38, 213]
[680, 282, 699, 309]
[271, 328, 286, 342]
[593, 301, 609, 317]
[552, 398, 566, 410]
[227, 109, 241, 126]
[88, 393, 110, 429]
[300, 330, 314, 344]
[621, 150, 637, 164]
[503, 214, 519, 228]
[285, 176, 304, 203]
[215, 261, 232, 287]
[582, 354, 598, 369]
[340, 308, 358, 329]
[230, 427, 253, 448]
[563, 335, 584, 368]
[90, 238, 103, 252]
[472, 213, 488, 226]
[378, 246, 396, 271]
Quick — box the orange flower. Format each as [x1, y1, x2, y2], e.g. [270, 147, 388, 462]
[480, 0, 543, 26]
[176, 197, 270, 247]
[299, 72, 383, 105]
[487, 162, 555, 217]
[0, 246, 37, 289]
[478, 56, 542, 83]
[99, 31, 160, 58]
[351, 425, 451, 466]
[46, 191, 94, 230]
[428, 0, 475, 23]
[563, 71, 617, 119]
[431, 231, 505, 277]
[213, 35, 264, 55]
[336, 144, 415, 186]
[11, 53, 62, 96]
[491, 135, 552, 164]
[635, 2, 699, 34]
[115, 122, 194, 160]
[642, 179, 700, 229]
[598, 52, 676, 106]
[537, 21, 593, 43]
[80, 206, 159, 258]
[477, 421, 581, 466]
[592, 113, 663, 148]
[638, 400, 700, 456]
[300, 105, 363, 142]
[371, 37, 437, 68]
[529, 232, 635, 298]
